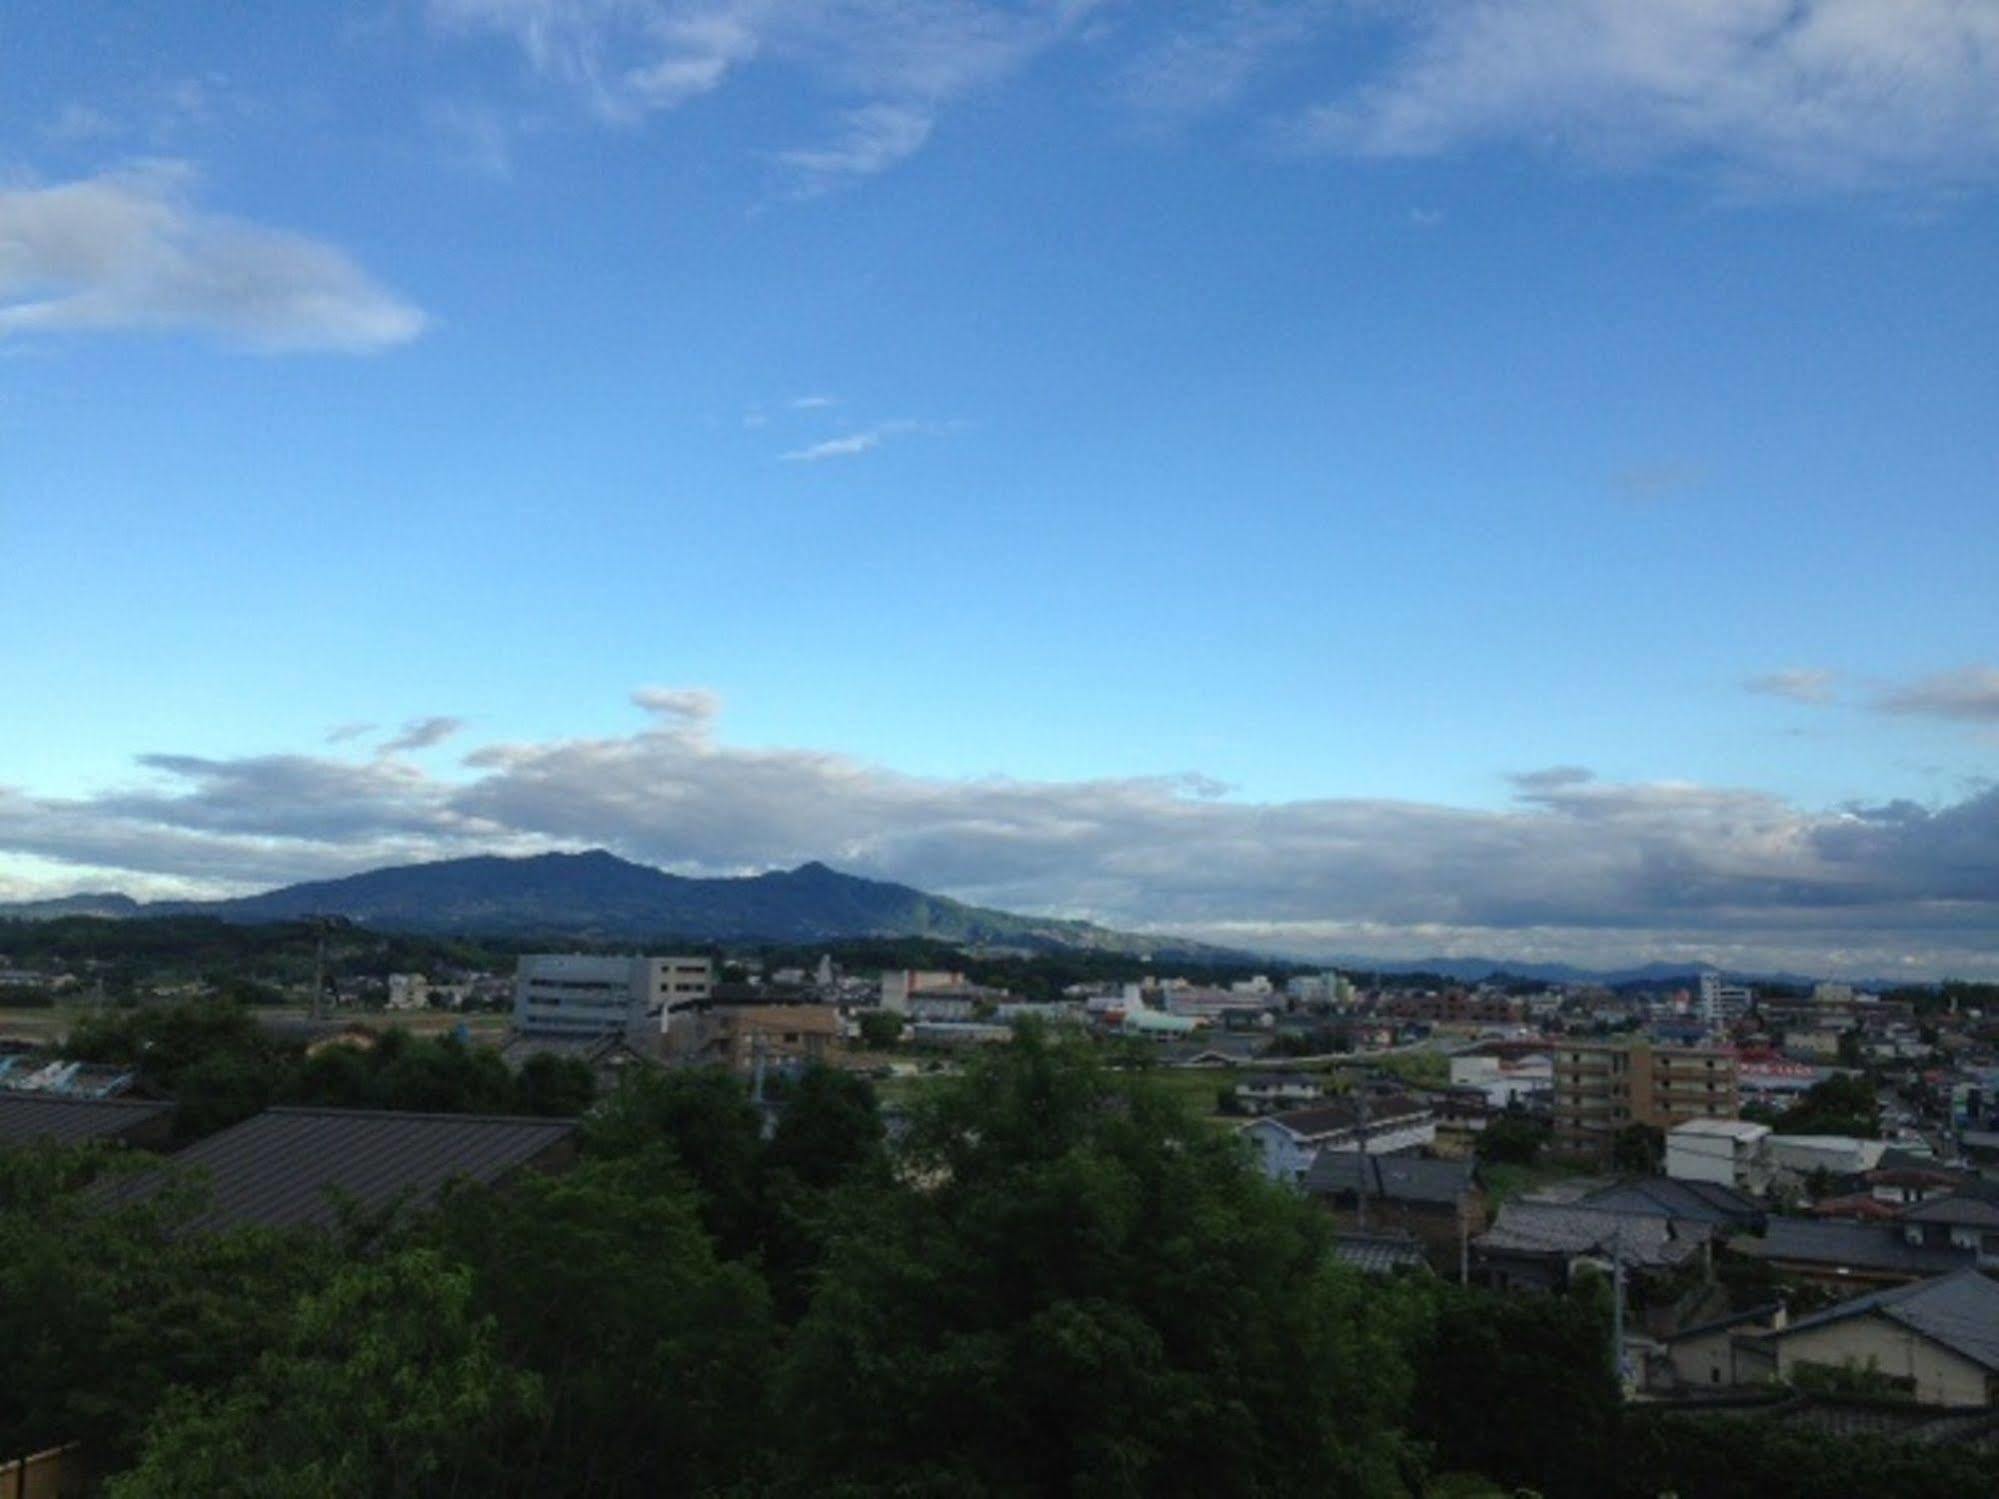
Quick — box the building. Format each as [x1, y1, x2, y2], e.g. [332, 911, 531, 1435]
[386, 973, 429, 1011]
[1472, 1200, 1714, 1294]
[1667, 1118, 1773, 1195]
[496, 1031, 658, 1097]
[1734, 1216, 1975, 1292]
[97, 1107, 579, 1234]
[1756, 1270, 1999, 1405]
[1448, 1051, 1554, 1109]
[1240, 1093, 1435, 1184]
[1697, 972, 1754, 1028]
[513, 954, 712, 1038]
[665, 1003, 839, 1072]
[1552, 1039, 1739, 1162]
[1899, 1189, 1999, 1269]
[1234, 1072, 1325, 1115]
[0, 1092, 174, 1151]
[1302, 1152, 1485, 1272]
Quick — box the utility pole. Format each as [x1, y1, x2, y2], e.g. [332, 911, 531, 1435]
[310, 917, 328, 1022]
[1609, 1218, 1626, 1393]
[1354, 1082, 1372, 1232]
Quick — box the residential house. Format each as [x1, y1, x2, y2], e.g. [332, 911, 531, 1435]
[1653, 1303, 1788, 1392]
[1240, 1094, 1435, 1184]
[1757, 1270, 1999, 1406]
[1899, 1188, 1999, 1269]
[1732, 1216, 1975, 1292]
[1234, 1072, 1324, 1115]
[1303, 1152, 1485, 1272]
[1472, 1200, 1714, 1294]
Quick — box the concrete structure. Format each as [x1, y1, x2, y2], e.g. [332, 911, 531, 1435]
[1667, 1117, 1773, 1195]
[1234, 1072, 1324, 1115]
[1552, 1039, 1739, 1163]
[513, 954, 711, 1038]
[1768, 1133, 1889, 1182]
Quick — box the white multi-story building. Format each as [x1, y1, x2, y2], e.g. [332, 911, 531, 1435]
[1666, 1117, 1773, 1195]
[1697, 972, 1754, 1028]
[513, 954, 712, 1038]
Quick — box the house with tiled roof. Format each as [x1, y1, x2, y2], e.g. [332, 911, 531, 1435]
[1758, 1269, 1999, 1406]
[1239, 1093, 1435, 1183]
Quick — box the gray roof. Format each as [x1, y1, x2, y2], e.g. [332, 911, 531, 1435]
[1578, 1176, 1763, 1229]
[1904, 1190, 1999, 1229]
[1476, 1201, 1712, 1270]
[1303, 1151, 1475, 1206]
[1739, 1216, 1976, 1277]
[1331, 1231, 1431, 1276]
[101, 1107, 576, 1233]
[0, 1092, 172, 1147]
[1254, 1093, 1430, 1141]
[1779, 1270, 1999, 1373]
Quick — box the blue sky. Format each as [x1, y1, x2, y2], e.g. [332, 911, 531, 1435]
[3, 2, 1997, 975]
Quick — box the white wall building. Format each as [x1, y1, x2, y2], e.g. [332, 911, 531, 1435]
[1666, 1118, 1773, 1195]
[513, 954, 712, 1038]
[1697, 972, 1754, 1028]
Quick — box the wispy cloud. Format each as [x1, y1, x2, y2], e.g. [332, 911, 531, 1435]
[325, 721, 378, 745]
[780, 418, 917, 462]
[1876, 666, 1999, 723]
[425, 99, 515, 179]
[6, 689, 1999, 975]
[1291, 0, 1999, 194]
[0, 163, 425, 353]
[1747, 668, 1836, 706]
[379, 716, 466, 755]
[428, 0, 1103, 188]
[790, 393, 838, 410]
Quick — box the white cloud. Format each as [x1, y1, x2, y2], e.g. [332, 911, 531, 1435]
[425, 100, 515, 178]
[790, 393, 838, 409]
[1877, 666, 1999, 723]
[429, 0, 1102, 184]
[1747, 668, 1836, 705]
[1295, 0, 1999, 193]
[43, 103, 120, 144]
[779, 418, 916, 461]
[0, 164, 425, 353]
[5, 690, 1999, 975]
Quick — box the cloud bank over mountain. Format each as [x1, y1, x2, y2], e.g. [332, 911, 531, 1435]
[3, 689, 1995, 977]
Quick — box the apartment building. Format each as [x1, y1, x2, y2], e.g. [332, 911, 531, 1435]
[1552, 1039, 1739, 1162]
[513, 954, 713, 1038]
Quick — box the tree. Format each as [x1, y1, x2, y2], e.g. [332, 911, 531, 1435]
[760, 1066, 887, 1318]
[585, 1067, 766, 1256]
[774, 1027, 1419, 1496]
[1475, 1114, 1549, 1167]
[423, 1156, 776, 1495]
[512, 1053, 596, 1117]
[1610, 1122, 1664, 1175]
[856, 1010, 905, 1049]
[107, 1249, 540, 1499]
[1408, 1286, 1618, 1499]
[1778, 1072, 1880, 1138]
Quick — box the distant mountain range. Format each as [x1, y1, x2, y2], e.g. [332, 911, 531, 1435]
[0, 850, 1236, 959]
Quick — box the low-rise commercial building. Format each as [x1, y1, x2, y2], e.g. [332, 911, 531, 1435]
[513, 954, 712, 1038]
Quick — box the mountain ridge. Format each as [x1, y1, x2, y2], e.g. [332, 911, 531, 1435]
[0, 850, 1235, 959]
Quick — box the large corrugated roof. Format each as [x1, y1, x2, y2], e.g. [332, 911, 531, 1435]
[1303, 1150, 1474, 1206]
[101, 1107, 576, 1233]
[0, 1092, 172, 1147]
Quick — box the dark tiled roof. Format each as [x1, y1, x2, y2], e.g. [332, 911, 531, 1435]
[1476, 1202, 1712, 1270]
[0, 1093, 172, 1147]
[1303, 1151, 1475, 1206]
[102, 1107, 576, 1233]
[1739, 1217, 1976, 1277]
[1331, 1231, 1430, 1276]
[1904, 1190, 1999, 1229]
[1664, 1301, 1785, 1344]
[1780, 1269, 1999, 1373]
[1255, 1094, 1429, 1140]
[1578, 1176, 1764, 1229]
